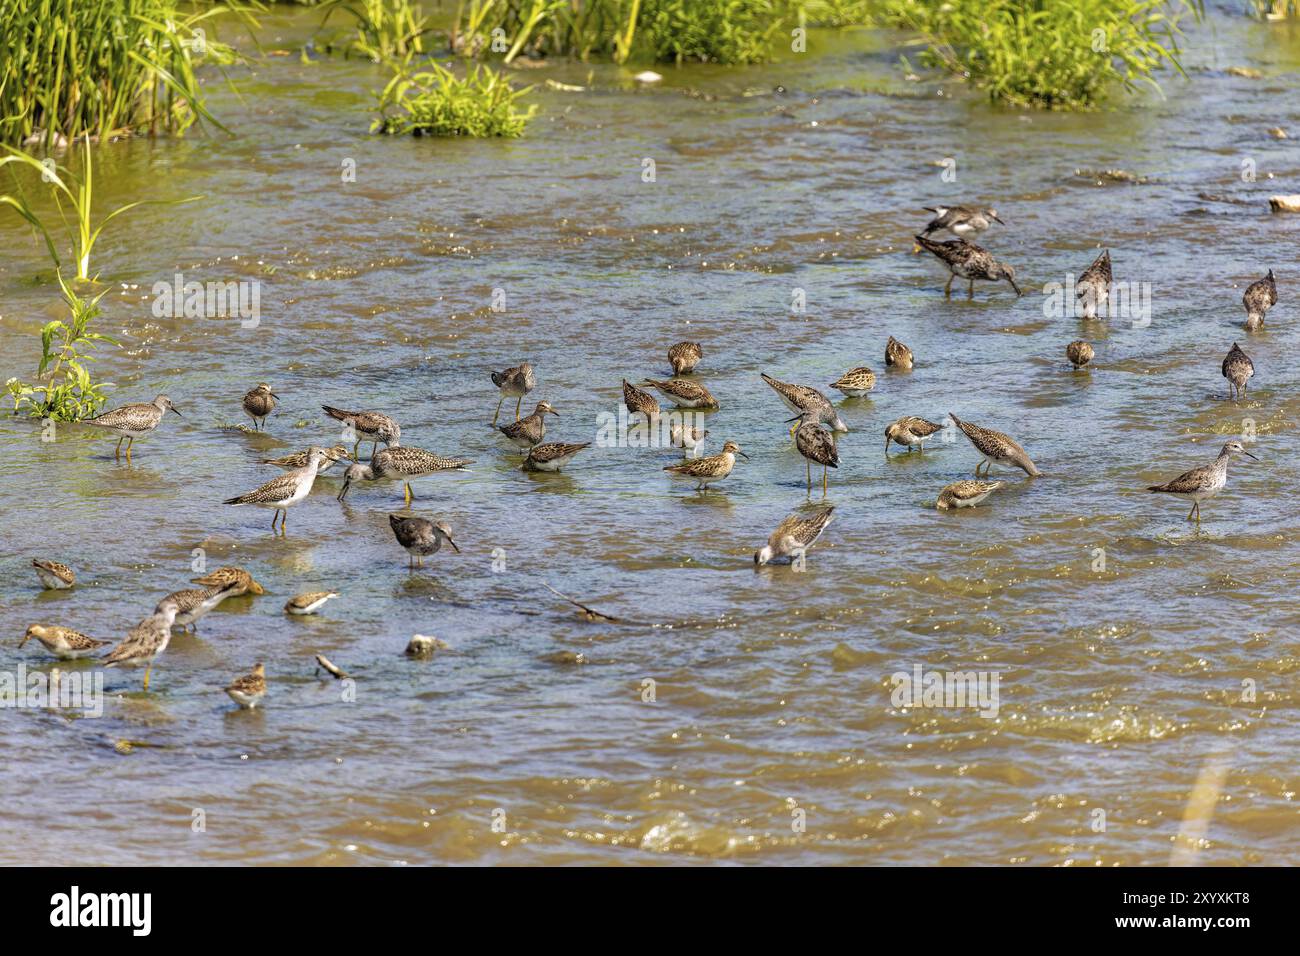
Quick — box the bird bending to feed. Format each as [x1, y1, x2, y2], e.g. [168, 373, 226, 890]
[190, 566, 265, 597]
[524, 442, 590, 472]
[82, 394, 182, 461]
[157, 581, 240, 632]
[225, 446, 331, 534]
[915, 235, 1021, 298]
[623, 379, 660, 423]
[936, 480, 1005, 511]
[388, 515, 460, 568]
[885, 416, 945, 456]
[260, 445, 351, 474]
[225, 663, 266, 709]
[285, 591, 338, 615]
[949, 413, 1041, 477]
[885, 336, 914, 371]
[19, 624, 108, 660]
[321, 405, 401, 461]
[103, 600, 181, 692]
[920, 205, 1004, 241]
[760, 372, 847, 437]
[1222, 342, 1254, 400]
[242, 383, 279, 431]
[490, 362, 536, 425]
[1148, 441, 1258, 523]
[795, 418, 839, 495]
[1077, 250, 1112, 319]
[663, 440, 747, 492]
[669, 422, 708, 452]
[755, 506, 834, 566]
[31, 558, 75, 590]
[668, 341, 703, 375]
[337, 446, 473, 505]
[829, 366, 876, 397]
[640, 378, 718, 409]
[497, 400, 557, 449]
[1243, 269, 1276, 330]
[1067, 340, 1094, 370]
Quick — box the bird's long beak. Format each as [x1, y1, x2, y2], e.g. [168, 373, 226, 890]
[1243, 450, 1260, 461]
[271, 393, 282, 401]
[448, 539, 461, 553]
[337, 480, 351, 501]
[170, 407, 183, 417]
[884, 436, 891, 456]
[737, 451, 750, 460]
[1008, 277, 1023, 297]
[991, 214, 1006, 225]
[549, 409, 560, 416]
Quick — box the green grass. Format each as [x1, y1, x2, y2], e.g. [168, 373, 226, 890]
[1250, 0, 1299, 17]
[372, 60, 537, 136]
[317, 0, 432, 61]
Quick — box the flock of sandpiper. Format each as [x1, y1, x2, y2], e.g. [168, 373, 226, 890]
[17, 204, 1278, 708]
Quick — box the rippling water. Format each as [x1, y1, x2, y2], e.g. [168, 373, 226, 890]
[1, 7, 1298, 865]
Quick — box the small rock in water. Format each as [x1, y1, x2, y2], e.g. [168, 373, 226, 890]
[634, 71, 662, 85]
[1227, 67, 1263, 79]
[1269, 195, 1300, 213]
[1268, 127, 1287, 139]
[405, 635, 449, 658]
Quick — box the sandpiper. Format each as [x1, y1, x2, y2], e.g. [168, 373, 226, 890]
[285, 591, 338, 615]
[754, 506, 834, 566]
[1077, 250, 1112, 319]
[225, 446, 331, 534]
[225, 662, 267, 709]
[524, 441, 590, 472]
[32, 558, 75, 590]
[885, 336, 914, 371]
[260, 444, 352, 474]
[949, 413, 1041, 476]
[885, 416, 945, 456]
[497, 400, 557, 449]
[321, 405, 401, 461]
[157, 581, 239, 632]
[663, 440, 747, 491]
[1148, 440, 1258, 522]
[1243, 269, 1276, 330]
[915, 235, 1021, 298]
[829, 366, 876, 397]
[103, 599, 181, 691]
[1067, 340, 1095, 370]
[623, 379, 661, 424]
[1222, 342, 1254, 399]
[936, 480, 1005, 510]
[669, 422, 709, 452]
[337, 446, 473, 505]
[82, 394, 182, 461]
[190, 566, 265, 596]
[641, 378, 718, 409]
[490, 362, 536, 425]
[761, 372, 847, 437]
[19, 624, 108, 660]
[388, 515, 460, 568]
[919, 205, 1004, 242]
[242, 383, 279, 431]
[794, 418, 839, 495]
[668, 341, 703, 375]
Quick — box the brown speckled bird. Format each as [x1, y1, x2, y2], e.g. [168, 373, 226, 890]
[338, 446, 473, 505]
[82, 394, 182, 460]
[241, 383, 279, 431]
[1148, 441, 1258, 522]
[190, 566, 265, 597]
[754, 506, 834, 566]
[668, 341, 703, 375]
[936, 480, 1005, 511]
[949, 413, 1040, 477]
[829, 366, 876, 397]
[524, 442, 591, 472]
[884, 416, 944, 456]
[225, 662, 267, 709]
[31, 558, 75, 590]
[497, 400, 557, 449]
[1222, 342, 1254, 400]
[321, 405, 401, 461]
[915, 235, 1021, 298]
[885, 336, 913, 371]
[641, 378, 718, 409]
[794, 419, 839, 495]
[623, 379, 661, 422]
[663, 440, 747, 491]
[1066, 340, 1094, 370]
[1077, 249, 1112, 319]
[490, 363, 536, 425]
[1243, 269, 1276, 331]
[19, 624, 108, 660]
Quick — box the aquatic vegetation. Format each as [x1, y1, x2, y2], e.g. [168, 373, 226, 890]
[373, 60, 537, 136]
[879, 0, 1202, 110]
[317, 0, 432, 61]
[1250, 0, 1299, 17]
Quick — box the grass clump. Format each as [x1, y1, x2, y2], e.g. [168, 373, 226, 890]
[317, 0, 433, 61]
[1250, 0, 1299, 17]
[372, 60, 537, 136]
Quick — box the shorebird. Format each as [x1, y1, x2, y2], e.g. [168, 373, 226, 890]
[1067, 340, 1094, 370]
[885, 416, 945, 456]
[623, 379, 661, 423]
[1222, 342, 1254, 400]
[225, 447, 331, 534]
[761, 372, 847, 437]
[82, 394, 181, 460]
[31, 558, 75, 590]
[1243, 269, 1276, 330]
[829, 366, 876, 397]
[260, 445, 352, 474]
[523, 441, 590, 472]
[322, 405, 401, 461]
[225, 662, 267, 709]
[885, 336, 914, 370]
[663, 440, 747, 492]
[669, 422, 708, 452]
[641, 378, 718, 409]
[190, 566, 265, 597]
[497, 400, 557, 449]
[285, 591, 338, 615]
[949, 413, 1041, 477]
[337, 446, 473, 505]
[915, 235, 1021, 298]
[103, 600, 181, 691]
[919, 205, 1004, 241]
[936, 480, 1005, 511]
[668, 341, 703, 375]
[490, 362, 536, 425]
[388, 515, 459, 568]
[157, 581, 239, 632]
[1077, 250, 1112, 319]
[1148, 440, 1258, 522]
[19, 624, 108, 660]
[794, 418, 839, 495]
[754, 506, 834, 566]
[241, 383, 279, 431]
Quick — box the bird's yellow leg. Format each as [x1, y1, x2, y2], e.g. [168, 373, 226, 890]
[806, 459, 811, 492]
[823, 466, 828, 496]
[114, 436, 124, 458]
[944, 274, 954, 297]
[142, 664, 152, 692]
[515, 395, 523, 420]
[404, 482, 412, 506]
[124, 437, 134, 462]
[492, 396, 504, 426]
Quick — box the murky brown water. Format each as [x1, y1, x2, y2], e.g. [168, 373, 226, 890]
[2, 6, 1299, 865]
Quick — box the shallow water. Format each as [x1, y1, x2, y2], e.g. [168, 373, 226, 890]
[1, 7, 1299, 865]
